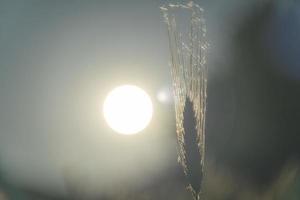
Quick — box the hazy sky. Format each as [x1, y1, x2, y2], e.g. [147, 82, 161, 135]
[1, 0, 300, 199]
[0, 0, 176, 196]
[0, 0, 230, 196]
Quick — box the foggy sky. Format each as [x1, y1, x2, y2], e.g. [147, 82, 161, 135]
[1, 0, 300, 199]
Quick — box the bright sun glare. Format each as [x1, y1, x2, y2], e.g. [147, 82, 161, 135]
[103, 85, 153, 135]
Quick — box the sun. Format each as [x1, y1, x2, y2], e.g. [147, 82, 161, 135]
[103, 85, 153, 135]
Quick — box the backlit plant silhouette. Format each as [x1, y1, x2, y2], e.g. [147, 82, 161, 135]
[161, 2, 208, 199]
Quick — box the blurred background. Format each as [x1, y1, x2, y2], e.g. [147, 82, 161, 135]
[0, 0, 300, 199]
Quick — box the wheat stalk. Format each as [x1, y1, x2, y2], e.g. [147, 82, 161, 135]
[161, 2, 208, 199]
